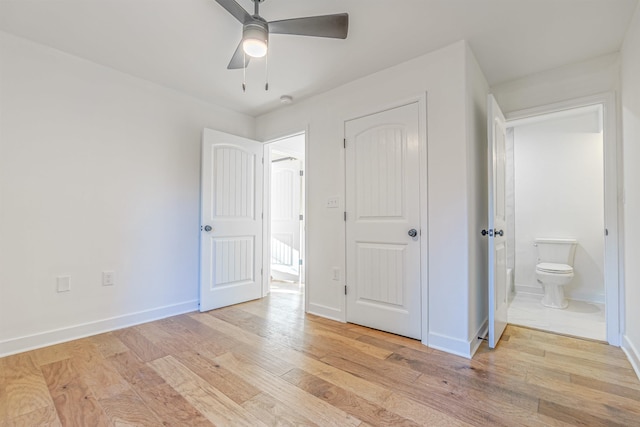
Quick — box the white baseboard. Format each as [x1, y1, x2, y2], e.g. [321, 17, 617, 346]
[470, 320, 489, 357]
[428, 331, 476, 359]
[622, 335, 640, 381]
[515, 285, 605, 304]
[0, 300, 199, 358]
[565, 291, 605, 305]
[515, 284, 543, 295]
[307, 303, 344, 323]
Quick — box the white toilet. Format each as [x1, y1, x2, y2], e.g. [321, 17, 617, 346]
[534, 238, 577, 309]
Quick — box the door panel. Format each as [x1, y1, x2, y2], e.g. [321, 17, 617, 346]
[488, 95, 508, 347]
[200, 129, 263, 311]
[270, 158, 301, 282]
[345, 102, 422, 339]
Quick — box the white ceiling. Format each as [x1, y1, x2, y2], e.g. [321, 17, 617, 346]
[1, 0, 637, 117]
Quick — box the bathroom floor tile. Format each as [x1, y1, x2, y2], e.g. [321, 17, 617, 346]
[507, 293, 606, 341]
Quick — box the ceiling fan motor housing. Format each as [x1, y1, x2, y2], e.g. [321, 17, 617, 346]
[242, 19, 269, 57]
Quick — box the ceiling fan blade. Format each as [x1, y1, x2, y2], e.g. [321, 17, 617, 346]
[214, 0, 251, 24]
[227, 41, 250, 69]
[269, 13, 349, 39]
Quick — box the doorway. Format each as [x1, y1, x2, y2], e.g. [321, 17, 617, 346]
[265, 133, 306, 298]
[503, 97, 620, 344]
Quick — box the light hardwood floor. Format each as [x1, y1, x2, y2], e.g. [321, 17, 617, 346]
[1, 291, 639, 426]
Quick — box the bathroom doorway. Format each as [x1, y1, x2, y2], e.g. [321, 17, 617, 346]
[265, 133, 306, 298]
[504, 95, 620, 344]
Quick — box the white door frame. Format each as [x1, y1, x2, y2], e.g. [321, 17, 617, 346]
[505, 92, 622, 346]
[342, 94, 429, 343]
[262, 130, 308, 308]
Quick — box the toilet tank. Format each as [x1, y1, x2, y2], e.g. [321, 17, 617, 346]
[534, 238, 577, 266]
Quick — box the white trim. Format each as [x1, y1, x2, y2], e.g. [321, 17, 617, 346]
[515, 285, 606, 305]
[471, 320, 490, 357]
[308, 303, 344, 322]
[418, 93, 429, 346]
[622, 335, 640, 381]
[428, 332, 476, 359]
[0, 300, 198, 358]
[505, 92, 622, 346]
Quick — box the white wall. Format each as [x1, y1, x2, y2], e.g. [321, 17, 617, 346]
[621, 4, 640, 378]
[491, 52, 620, 114]
[512, 111, 605, 303]
[256, 41, 487, 358]
[465, 45, 490, 353]
[0, 32, 255, 356]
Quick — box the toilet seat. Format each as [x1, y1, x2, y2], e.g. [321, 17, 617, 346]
[536, 262, 573, 274]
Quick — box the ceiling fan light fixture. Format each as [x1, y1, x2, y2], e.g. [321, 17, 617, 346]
[242, 23, 268, 58]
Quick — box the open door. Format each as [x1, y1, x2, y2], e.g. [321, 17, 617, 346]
[487, 95, 508, 348]
[270, 157, 302, 283]
[200, 129, 263, 312]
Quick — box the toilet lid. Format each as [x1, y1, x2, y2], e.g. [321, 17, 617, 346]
[536, 262, 573, 273]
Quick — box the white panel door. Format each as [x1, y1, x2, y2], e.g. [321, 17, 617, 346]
[270, 158, 302, 282]
[345, 102, 422, 339]
[488, 95, 508, 348]
[200, 129, 263, 312]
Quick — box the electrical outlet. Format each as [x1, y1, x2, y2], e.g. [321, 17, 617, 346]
[326, 197, 339, 208]
[102, 271, 115, 286]
[332, 267, 340, 281]
[56, 276, 71, 293]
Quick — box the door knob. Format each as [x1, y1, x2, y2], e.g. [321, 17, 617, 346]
[203, 225, 213, 232]
[408, 229, 418, 238]
[495, 229, 504, 236]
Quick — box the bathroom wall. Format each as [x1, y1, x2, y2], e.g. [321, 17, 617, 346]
[512, 108, 605, 303]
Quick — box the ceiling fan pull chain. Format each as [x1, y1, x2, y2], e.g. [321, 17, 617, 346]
[242, 50, 247, 92]
[265, 50, 269, 91]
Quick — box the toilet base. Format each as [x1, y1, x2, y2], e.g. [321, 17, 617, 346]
[541, 284, 568, 309]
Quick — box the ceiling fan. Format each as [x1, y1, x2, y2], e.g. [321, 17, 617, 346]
[214, 0, 349, 70]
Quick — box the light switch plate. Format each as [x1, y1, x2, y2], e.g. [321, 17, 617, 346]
[102, 271, 115, 286]
[326, 197, 339, 208]
[56, 276, 71, 292]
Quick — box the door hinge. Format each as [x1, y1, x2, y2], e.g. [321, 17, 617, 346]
[300, 170, 304, 176]
[261, 212, 264, 220]
[261, 268, 263, 276]
[262, 157, 264, 164]
[299, 214, 304, 220]
[344, 211, 347, 221]
[344, 285, 347, 295]
[343, 138, 346, 148]
[605, 228, 609, 236]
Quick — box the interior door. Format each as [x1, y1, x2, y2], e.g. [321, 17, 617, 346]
[200, 128, 263, 312]
[270, 157, 302, 282]
[487, 94, 508, 347]
[345, 102, 422, 339]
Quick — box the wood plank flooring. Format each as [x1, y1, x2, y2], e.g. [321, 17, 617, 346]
[1, 291, 639, 426]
